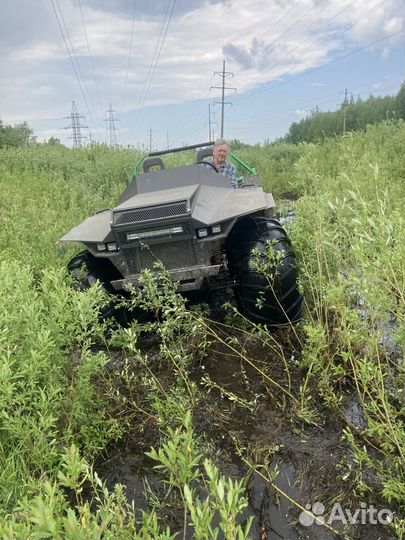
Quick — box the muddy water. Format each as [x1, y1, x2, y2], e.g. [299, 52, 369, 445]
[250, 462, 301, 540]
[97, 316, 396, 540]
[196, 340, 338, 539]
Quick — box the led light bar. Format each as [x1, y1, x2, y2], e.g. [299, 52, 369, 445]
[127, 225, 184, 241]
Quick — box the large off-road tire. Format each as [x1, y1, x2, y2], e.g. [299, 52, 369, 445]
[67, 250, 122, 320]
[68, 251, 153, 324]
[226, 217, 303, 325]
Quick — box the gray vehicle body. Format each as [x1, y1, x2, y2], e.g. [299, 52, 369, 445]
[60, 150, 275, 293]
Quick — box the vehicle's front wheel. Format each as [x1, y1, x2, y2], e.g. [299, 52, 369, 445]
[67, 250, 121, 319]
[226, 217, 303, 325]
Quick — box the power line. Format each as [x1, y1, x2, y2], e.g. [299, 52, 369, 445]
[172, 79, 402, 145]
[232, 0, 329, 83]
[127, 0, 177, 138]
[138, 0, 177, 125]
[224, 82, 401, 140]
[54, 0, 98, 122]
[270, 0, 387, 85]
[255, 0, 306, 42]
[171, 72, 217, 144]
[211, 60, 236, 138]
[236, 30, 403, 103]
[254, 0, 358, 85]
[161, 2, 386, 146]
[51, 0, 92, 121]
[169, 64, 402, 148]
[172, 2, 388, 146]
[50, 0, 97, 129]
[233, 0, 361, 94]
[78, 0, 103, 116]
[120, 0, 138, 115]
[227, 77, 401, 124]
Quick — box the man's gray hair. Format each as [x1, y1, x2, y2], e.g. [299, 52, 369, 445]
[213, 138, 231, 149]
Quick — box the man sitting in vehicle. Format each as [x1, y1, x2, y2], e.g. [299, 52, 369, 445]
[209, 139, 238, 188]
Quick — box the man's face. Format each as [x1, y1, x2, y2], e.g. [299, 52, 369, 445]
[213, 144, 229, 166]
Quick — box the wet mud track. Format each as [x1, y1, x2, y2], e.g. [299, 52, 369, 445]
[96, 311, 396, 540]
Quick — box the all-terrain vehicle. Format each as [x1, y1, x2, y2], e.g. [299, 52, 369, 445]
[60, 142, 303, 324]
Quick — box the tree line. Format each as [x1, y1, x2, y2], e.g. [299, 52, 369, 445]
[278, 83, 405, 145]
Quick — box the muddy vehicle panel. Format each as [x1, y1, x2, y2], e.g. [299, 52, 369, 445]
[60, 142, 302, 324]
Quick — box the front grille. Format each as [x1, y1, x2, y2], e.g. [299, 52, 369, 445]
[114, 201, 188, 226]
[123, 240, 197, 274]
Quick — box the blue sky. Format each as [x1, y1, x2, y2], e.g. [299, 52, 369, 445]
[0, 0, 403, 148]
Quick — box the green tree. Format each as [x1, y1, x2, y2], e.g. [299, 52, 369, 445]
[281, 84, 404, 144]
[395, 83, 405, 120]
[46, 136, 62, 146]
[0, 121, 36, 148]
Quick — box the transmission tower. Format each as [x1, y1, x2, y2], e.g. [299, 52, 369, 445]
[211, 60, 236, 138]
[340, 88, 352, 136]
[207, 104, 217, 142]
[104, 103, 119, 147]
[64, 101, 87, 148]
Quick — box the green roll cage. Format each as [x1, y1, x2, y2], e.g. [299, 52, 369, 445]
[131, 141, 256, 179]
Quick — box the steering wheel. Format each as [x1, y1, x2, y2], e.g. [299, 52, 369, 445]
[195, 160, 219, 173]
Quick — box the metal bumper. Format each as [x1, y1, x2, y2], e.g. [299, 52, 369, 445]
[110, 264, 221, 292]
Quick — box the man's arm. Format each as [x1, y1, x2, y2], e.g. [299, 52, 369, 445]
[228, 163, 238, 189]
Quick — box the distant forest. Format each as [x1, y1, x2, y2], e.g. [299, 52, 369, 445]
[230, 83, 405, 148]
[279, 83, 405, 145]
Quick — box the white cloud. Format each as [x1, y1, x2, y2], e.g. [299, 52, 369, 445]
[0, 0, 403, 145]
[347, 1, 403, 46]
[384, 16, 403, 34]
[381, 47, 390, 59]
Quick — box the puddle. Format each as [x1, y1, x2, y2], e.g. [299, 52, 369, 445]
[250, 462, 301, 540]
[249, 459, 354, 540]
[278, 211, 297, 226]
[378, 317, 403, 365]
[96, 316, 397, 540]
[96, 452, 152, 512]
[342, 396, 367, 431]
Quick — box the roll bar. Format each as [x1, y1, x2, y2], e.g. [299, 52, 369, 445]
[131, 141, 256, 177]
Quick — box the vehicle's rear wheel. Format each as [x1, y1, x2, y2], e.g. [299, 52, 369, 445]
[226, 217, 303, 325]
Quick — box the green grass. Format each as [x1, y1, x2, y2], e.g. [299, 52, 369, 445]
[0, 122, 404, 538]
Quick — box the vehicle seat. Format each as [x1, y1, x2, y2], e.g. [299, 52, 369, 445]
[143, 157, 165, 173]
[196, 148, 213, 161]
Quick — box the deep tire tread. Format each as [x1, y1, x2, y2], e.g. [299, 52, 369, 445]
[226, 217, 303, 325]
